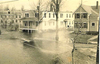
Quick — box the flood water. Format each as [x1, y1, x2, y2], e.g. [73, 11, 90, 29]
[0, 29, 73, 64]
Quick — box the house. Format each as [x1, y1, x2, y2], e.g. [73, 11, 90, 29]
[19, 10, 38, 33]
[38, 11, 74, 31]
[73, 1, 99, 33]
[0, 10, 22, 30]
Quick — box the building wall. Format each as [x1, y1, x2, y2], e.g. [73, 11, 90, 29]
[89, 20, 98, 32]
[0, 10, 22, 30]
[40, 11, 74, 30]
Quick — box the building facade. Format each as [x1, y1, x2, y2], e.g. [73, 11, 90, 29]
[19, 10, 38, 33]
[73, 3, 99, 32]
[0, 10, 22, 30]
[38, 11, 74, 30]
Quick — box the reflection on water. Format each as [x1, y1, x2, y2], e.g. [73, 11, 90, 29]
[0, 29, 73, 64]
[0, 31, 53, 64]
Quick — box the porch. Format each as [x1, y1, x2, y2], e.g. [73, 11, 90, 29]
[19, 17, 38, 33]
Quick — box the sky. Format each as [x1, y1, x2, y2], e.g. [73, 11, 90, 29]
[0, 0, 100, 11]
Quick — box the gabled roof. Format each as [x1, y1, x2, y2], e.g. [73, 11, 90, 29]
[91, 6, 100, 14]
[89, 6, 99, 21]
[89, 10, 99, 21]
[73, 4, 92, 14]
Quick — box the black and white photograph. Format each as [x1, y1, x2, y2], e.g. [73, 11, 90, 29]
[0, 0, 99, 64]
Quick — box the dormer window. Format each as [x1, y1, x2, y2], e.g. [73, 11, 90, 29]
[25, 13, 29, 17]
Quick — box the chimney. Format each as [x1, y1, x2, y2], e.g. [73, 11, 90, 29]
[96, 1, 98, 9]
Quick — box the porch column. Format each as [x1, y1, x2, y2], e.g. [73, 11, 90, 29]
[88, 14, 90, 31]
[19, 21, 20, 31]
[73, 20, 74, 31]
[28, 21, 29, 34]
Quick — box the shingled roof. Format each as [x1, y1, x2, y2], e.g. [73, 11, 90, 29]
[91, 6, 100, 13]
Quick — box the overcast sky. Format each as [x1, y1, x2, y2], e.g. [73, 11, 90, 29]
[0, 0, 100, 11]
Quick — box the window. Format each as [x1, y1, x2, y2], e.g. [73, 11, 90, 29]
[84, 23, 87, 28]
[19, 15, 21, 18]
[74, 22, 78, 28]
[44, 13, 46, 18]
[5, 21, 7, 23]
[82, 13, 87, 18]
[92, 23, 95, 26]
[49, 13, 51, 18]
[35, 13, 39, 17]
[60, 14, 63, 18]
[29, 22, 31, 26]
[25, 22, 27, 26]
[66, 14, 68, 18]
[53, 13, 55, 18]
[69, 14, 71, 18]
[75, 13, 80, 18]
[16, 20, 17, 23]
[25, 23, 27, 26]
[16, 15, 17, 18]
[8, 11, 10, 14]
[25, 13, 29, 17]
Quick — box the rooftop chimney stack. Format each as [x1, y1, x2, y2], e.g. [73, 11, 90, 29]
[96, 1, 98, 9]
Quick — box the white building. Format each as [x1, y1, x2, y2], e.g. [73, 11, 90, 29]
[38, 11, 74, 30]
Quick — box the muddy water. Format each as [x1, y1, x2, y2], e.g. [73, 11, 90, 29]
[0, 29, 73, 64]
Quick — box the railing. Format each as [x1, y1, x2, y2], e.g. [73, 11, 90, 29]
[20, 26, 36, 29]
